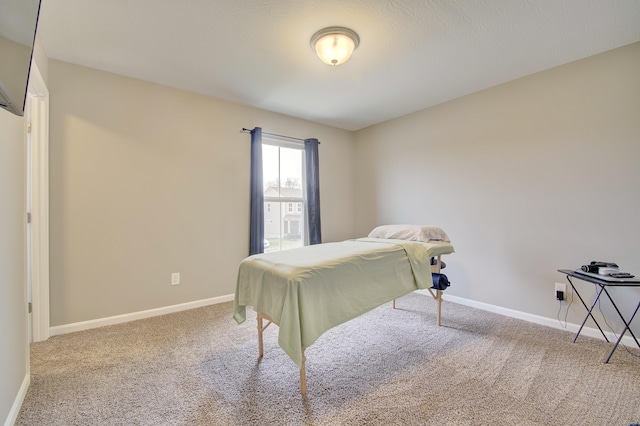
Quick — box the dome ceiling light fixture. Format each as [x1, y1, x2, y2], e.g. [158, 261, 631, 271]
[310, 26, 360, 66]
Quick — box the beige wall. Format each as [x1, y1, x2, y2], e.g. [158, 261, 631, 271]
[354, 42, 640, 334]
[0, 95, 27, 422]
[47, 43, 640, 332]
[0, 40, 48, 424]
[48, 60, 356, 326]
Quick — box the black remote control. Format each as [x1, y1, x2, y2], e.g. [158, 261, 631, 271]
[609, 272, 635, 278]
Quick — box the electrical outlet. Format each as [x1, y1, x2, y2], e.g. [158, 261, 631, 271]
[555, 282, 566, 301]
[171, 272, 181, 286]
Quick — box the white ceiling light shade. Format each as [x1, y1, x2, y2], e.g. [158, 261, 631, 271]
[311, 26, 360, 66]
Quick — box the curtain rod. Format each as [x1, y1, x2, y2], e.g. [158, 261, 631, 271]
[241, 128, 319, 143]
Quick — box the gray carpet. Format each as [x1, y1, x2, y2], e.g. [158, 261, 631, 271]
[16, 293, 640, 425]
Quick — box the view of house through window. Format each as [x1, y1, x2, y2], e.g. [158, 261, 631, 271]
[262, 141, 305, 252]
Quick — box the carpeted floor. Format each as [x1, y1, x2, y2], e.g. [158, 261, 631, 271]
[16, 293, 640, 425]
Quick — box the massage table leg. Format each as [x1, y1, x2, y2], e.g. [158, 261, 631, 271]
[257, 313, 307, 394]
[436, 289, 442, 326]
[300, 348, 307, 395]
[257, 315, 264, 358]
[392, 255, 444, 326]
[257, 313, 274, 358]
[432, 256, 442, 326]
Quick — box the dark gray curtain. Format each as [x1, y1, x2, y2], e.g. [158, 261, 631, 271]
[304, 138, 322, 245]
[249, 127, 264, 255]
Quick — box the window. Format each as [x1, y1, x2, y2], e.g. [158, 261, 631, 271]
[262, 139, 306, 252]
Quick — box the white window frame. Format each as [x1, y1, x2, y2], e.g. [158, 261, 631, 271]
[262, 136, 308, 249]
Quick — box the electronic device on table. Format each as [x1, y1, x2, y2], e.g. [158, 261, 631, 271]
[576, 261, 636, 281]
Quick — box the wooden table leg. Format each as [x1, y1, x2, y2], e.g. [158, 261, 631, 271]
[432, 256, 442, 326]
[257, 314, 264, 358]
[436, 289, 442, 327]
[257, 313, 275, 358]
[300, 347, 307, 395]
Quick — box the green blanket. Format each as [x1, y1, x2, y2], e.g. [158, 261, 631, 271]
[233, 238, 454, 367]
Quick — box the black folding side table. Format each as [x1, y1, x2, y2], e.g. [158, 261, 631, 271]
[557, 269, 640, 363]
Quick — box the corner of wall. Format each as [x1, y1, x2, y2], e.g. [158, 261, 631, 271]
[3, 374, 30, 426]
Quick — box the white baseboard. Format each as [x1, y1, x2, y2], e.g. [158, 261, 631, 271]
[416, 290, 637, 348]
[4, 374, 29, 426]
[45, 291, 639, 347]
[50, 294, 234, 336]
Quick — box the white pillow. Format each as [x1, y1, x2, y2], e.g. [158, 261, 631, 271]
[368, 225, 450, 242]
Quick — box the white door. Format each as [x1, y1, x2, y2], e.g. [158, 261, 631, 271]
[26, 103, 33, 342]
[26, 63, 50, 342]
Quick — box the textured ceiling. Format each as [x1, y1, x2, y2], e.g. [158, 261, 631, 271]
[38, 0, 640, 131]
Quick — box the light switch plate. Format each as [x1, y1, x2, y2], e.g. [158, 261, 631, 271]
[171, 272, 181, 285]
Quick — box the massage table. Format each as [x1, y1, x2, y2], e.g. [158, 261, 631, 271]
[233, 227, 454, 394]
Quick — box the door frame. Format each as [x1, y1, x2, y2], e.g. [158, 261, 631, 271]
[26, 63, 50, 342]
